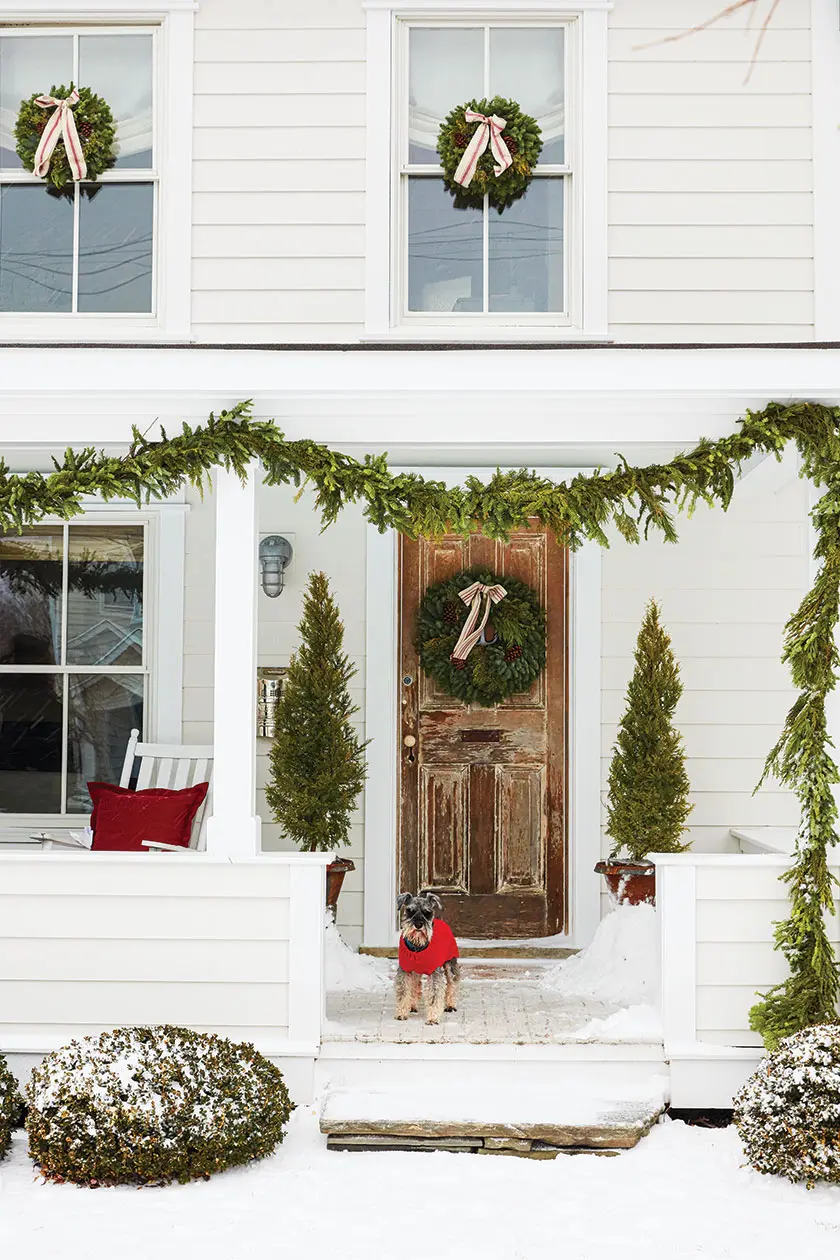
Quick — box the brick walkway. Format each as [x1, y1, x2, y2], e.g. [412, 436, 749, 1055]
[324, 961, 623, 1045]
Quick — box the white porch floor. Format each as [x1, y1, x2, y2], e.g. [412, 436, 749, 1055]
[324, 960, 641, 1046]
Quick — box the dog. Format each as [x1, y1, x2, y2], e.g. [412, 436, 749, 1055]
[395, 891, 460, 1024]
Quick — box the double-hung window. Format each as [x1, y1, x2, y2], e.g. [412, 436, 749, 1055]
[0, 28, 156, 316]
[401, 21, 568, 322]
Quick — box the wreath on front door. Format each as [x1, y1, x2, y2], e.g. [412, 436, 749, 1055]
[415, 567, 546, 707]
[437, 96, 543, 213]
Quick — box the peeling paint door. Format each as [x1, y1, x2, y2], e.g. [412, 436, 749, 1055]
[398, 528, 568, 938]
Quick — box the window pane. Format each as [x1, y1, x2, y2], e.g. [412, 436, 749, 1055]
[79, 34, 153, 170]
[67, 674, 143, 813]
[489, 179, 564, 312]
[0, 185, 73, 312]
[77, 183, 153, 313]
[66, 526, 144, 666]
[408, 178, 483, 312]
[0, 529, 63, 666]
[409, 28, 483, 163]
[0, 35, 73, 168]
[0, 673, 63, 813]
[489, 28, 565, 164]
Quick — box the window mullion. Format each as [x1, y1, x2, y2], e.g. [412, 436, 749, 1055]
[71, 185, 80, 313]
[483, 196, 489, 314]
[60, 523, 70, 814]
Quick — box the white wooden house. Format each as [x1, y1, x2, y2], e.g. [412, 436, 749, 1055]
[0, 0, 838, 1110]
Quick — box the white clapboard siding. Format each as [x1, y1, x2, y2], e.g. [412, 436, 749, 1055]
[609, 0, 809, 28]
[608, 28, 812, 61]
[609, 131, 812, 161]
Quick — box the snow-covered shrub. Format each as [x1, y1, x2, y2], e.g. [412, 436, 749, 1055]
[734, 1024, 840, 1185]
[0, 1051, 25, 1160]
[26, 1025, 293, 1186]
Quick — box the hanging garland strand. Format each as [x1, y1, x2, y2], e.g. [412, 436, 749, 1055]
[1, 397, 840, 1048]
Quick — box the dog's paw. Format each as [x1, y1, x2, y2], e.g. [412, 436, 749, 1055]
[410, 1007, 418, 1013]
[425, 1018, 439, 1026]
[444, 1005, 457, 1012]
[395, 1013, 408, 1021]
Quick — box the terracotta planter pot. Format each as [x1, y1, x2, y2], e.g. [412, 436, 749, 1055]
[595, 860, 656, 906]
[326, 857, 356, 914]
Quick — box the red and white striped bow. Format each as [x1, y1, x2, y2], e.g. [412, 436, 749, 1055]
[33, 89, 87, 182]
[450, 581, 508, 662]
[453, 110, 513, 189]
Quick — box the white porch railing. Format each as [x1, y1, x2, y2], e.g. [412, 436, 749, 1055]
[0, 849, 329, 1103]
[654, 837, 840, 1108]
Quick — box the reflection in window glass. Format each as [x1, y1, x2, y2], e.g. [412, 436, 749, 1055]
[0, 528, 63, 664]
[489, 180, 564, 312]
[408, 179, 483, 312]
[77, 183, 153, 313]
[66, 673, 143, 812]
[408, 27, 483, 162]
[0, 673, 63, 812]
[489, 28, 565, 164]
[0, 185, 73, 312]
[79, 35, 153, 169]
[0, 36, 73, 168]
[66, 526, 144, 666]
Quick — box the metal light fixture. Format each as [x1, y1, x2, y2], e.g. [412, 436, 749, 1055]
[258, 535, 293, 597]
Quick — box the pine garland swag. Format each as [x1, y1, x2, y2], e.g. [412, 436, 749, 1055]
[415, 568, 546, 706]
[15, 85, 116, 188]
[437, 96, 542, 212]
[2, 398, 840, 1047]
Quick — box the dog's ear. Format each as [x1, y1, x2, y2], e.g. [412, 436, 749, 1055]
[396, 892, 412, 912]
[424, 892, 443, 914]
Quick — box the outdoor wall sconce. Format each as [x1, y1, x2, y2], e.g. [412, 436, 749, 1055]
[258, 535, 293, 597]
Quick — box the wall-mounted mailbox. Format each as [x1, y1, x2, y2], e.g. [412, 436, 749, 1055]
[257, 667, 288, 739]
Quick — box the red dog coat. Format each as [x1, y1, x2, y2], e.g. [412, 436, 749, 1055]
[398, 919, 459, 976]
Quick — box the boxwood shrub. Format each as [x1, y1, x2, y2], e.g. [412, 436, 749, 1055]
[26, 1025, 294, 1185]
[734, 1023, 840, 1185]
[1, 1051, 25, 1160]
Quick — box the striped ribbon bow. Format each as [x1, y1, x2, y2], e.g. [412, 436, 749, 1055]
[33, 89, 87, 182]
[452, 110, 513, 189]
[450, 581, 508, 662]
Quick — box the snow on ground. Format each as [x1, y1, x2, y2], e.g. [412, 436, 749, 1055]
[546, 903, 659, 1007]
[324, 916, 392, 992]
[2, 1106, 839, 1260]
[569, 1002, 663, 1042]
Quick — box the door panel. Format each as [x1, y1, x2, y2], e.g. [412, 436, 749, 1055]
[398, 526, 568, 939]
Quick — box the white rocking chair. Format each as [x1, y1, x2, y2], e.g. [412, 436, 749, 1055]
[36, 729, 214, 852]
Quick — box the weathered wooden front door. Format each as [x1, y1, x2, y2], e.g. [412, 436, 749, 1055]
[398, 528, 568, 938]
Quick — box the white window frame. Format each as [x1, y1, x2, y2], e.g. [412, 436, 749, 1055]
[0, 0, 194, 342]
[0, 497, 186, 825]
[364, 0, 609, 342]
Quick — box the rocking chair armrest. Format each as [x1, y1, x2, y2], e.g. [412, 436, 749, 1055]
[141, 840, 195, 853]
[32, 831, 91, 849]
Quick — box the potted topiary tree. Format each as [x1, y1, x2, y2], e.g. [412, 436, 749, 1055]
[266, 571, 368, 913]
[596, 598, 692, 904]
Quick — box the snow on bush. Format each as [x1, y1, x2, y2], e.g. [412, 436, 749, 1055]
[26, 1025, 294, 1186]
[734, 1024, 840, 1186]
[545, 903, 660, 1007]
[325, 914, 391, 991]
[0, 1051, 24, 1161]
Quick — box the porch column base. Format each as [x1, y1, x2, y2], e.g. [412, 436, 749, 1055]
[205, 815, 262, 859]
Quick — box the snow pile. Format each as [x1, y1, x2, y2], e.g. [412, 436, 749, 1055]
[569, 1003, 663, 1043]
[545, 903, 660, 1006]
[27, 1026, 292, 1185]
[325, 915, 392, 991]
[734, 1023, 840, 1185]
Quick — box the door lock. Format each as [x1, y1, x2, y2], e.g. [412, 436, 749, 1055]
[403, 733, 417, 764]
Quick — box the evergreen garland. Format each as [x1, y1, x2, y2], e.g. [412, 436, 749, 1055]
[415, 568, 546, 706]
[1, 397, 840, 1047]
[15, 85, 116, 189]
[265, 571, 368, 852]
[437, 96, 542, 212]
[605, 599, 693, 862]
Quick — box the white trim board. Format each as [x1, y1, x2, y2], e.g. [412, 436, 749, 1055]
[811, 0, 840, 341]
[363, 466, 601, 949]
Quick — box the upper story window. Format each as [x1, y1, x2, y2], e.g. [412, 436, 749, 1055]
[0, 28, 156, 316]
[402, 22, 568, 321]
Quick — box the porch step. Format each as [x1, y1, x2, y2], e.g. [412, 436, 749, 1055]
[320, 1081, 666, 1158]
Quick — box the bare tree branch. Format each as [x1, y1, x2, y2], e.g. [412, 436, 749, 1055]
[634, 0, 784, 82]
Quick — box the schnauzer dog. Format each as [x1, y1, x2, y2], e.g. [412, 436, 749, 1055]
[395, 891, 460, 1024]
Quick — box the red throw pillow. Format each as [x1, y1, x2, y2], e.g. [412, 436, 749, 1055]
[87, 781, 209, 853]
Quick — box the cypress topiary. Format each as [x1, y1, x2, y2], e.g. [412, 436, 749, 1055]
[605, 599, 692, 862]
[266, 571, 368, 852]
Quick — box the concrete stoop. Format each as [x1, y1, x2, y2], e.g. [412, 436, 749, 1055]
[320, 1084, 665, 1159]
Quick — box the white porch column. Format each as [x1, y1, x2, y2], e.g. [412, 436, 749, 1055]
[205, 461, 262, 856]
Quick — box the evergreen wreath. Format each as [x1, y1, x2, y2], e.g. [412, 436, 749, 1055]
[15, 84, 116, 189]
[437, 96, 542, 213]
[415, 567, 546, 706]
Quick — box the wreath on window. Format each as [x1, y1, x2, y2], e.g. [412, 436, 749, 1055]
[415, 567, 546, 707]
[437, 96, 542, 213]
[15, 84, 116, 190]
